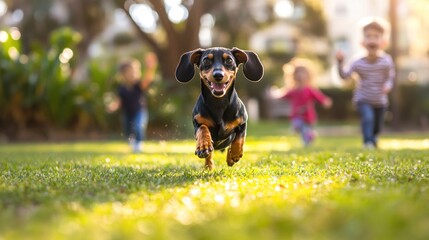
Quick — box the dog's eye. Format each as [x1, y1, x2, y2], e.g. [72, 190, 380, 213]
[225, 58, 233, 65]
[202, 58, 212, 69]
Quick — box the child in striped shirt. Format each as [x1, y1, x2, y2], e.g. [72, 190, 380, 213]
[336, 17, 395, 149]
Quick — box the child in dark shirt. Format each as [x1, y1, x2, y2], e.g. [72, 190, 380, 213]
[108, 53, 158, 152]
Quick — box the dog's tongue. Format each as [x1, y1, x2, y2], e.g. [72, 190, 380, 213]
[212, 83, 226, 91]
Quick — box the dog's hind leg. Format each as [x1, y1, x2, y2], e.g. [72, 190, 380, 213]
[205, 154, 214, 170]
[226, 133, 245, 167]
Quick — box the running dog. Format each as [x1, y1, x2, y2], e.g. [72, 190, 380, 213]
[175, 47, 263, 169]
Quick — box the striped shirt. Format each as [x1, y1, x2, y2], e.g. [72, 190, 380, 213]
[338, 53, 395, 106]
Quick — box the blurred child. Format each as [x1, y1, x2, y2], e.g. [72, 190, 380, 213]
[336, 17, 395, 149]
[276, 58, 332, 146]
[107, 53, 158, 152]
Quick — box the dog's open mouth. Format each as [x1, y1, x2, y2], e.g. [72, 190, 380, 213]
[209, 81, 229, 96]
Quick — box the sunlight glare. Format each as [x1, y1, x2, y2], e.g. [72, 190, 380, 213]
[8, 47, 19, 60]
[59, 48, 74, 64]
[0, 31, 8, 42]
[62, 48, 74, 60]
[164, 0, 182, 6]
[0, 0, 7, 17]
[11, 9, 24, 23]
[199, 14, 215, 47]
[10, 27, 21, 40]
[380, 138, 429, 150]
[168, 5, 188, 23]
[129, 4, 158, 33]
[274, 0, 294, 19]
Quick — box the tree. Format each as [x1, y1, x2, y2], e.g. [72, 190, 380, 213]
[7, 0, 106, 59]
[112, 0, 226, 83]
[5, 0, 326, 84]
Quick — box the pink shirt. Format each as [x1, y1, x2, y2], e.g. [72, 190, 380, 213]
[280, 86, 328, 124]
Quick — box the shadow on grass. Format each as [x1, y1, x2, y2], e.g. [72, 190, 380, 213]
[0, 161, 224, 209]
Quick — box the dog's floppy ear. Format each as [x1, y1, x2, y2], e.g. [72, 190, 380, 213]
[231, 47, 264, 82]
[175, 49, 203, 83]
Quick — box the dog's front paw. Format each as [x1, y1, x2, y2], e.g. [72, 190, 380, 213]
[195, 140, 214, 158]
[195, 125, 213, 158]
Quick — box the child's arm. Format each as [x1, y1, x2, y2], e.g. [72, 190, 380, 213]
[335, 51, 354, 80]
[140, 53, 158, 90]
[310, 88, 332, 109]
[383, 55, 396, 94]
[106, 95, 121, 113]
[322, 98, 332, 108]
[269, 86, 292, 100]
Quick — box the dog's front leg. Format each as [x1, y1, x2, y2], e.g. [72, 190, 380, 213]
[195, 125, 214, 169]
[226, 124, 246, 167]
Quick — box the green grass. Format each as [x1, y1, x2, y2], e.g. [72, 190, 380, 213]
[1, 122, 429, 240]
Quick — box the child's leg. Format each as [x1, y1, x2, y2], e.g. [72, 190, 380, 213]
[122, 114, 137, 151]
[357, 102, 375, 146]
[132, 109, 149, 152]
[372, 106, 386, 147]
[122, 114, 133, 140]
[134, 109, 149, 141]
[291, 118, 310, 145]
[302, 123, 315, 145]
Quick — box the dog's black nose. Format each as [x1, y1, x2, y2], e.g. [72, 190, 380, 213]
[213, 71, 224, 81]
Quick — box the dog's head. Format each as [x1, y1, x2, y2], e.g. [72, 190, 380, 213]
[175, 47, 264, 98]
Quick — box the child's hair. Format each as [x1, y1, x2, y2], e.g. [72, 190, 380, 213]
[118, 58, 140, 74]
[359, 16, 390, 36]
[282, 58, 315, 88]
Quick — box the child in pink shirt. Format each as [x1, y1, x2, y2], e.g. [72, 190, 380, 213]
[277, 59, 332, 146]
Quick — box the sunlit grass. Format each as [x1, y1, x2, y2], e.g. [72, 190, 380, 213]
[380, 138, 429, 150]
[1, 124, 429, 239]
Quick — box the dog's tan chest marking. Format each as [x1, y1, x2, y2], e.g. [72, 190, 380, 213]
[224, 117, 244, 133]
[194, 114, 215, 128]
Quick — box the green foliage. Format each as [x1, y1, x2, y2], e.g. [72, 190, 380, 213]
[76, 58, 118, 131]
[397, 84, 429, 126]
[0, 27, 82, 132]
[147, 77, 200, 139]
[317, 88, 354, 120]
[0, 124, 428, 239]
[0, 27, 121, 136]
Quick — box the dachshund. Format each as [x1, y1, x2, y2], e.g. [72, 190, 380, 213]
[175, 47, 264, 169]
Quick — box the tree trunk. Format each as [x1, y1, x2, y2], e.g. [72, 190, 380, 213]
[389, 0, 400, 128]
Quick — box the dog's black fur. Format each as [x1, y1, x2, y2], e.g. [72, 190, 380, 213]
[175, 47, 263, 169]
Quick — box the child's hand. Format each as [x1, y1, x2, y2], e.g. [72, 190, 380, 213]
[335, 51, 344, 64]
[104, 93, 120, 113]
[106, 101, 120, 113]
[382, 86, 391, 94]
[323, 98, 332, 109]
[145, 52, 158, 70]
[268, 86, 285, 99]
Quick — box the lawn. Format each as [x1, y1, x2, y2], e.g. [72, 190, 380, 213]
[1, 122, 428, 240]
